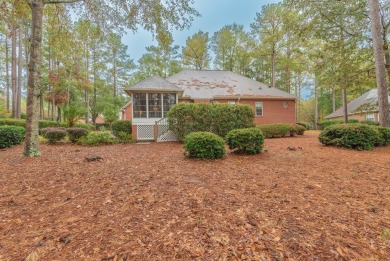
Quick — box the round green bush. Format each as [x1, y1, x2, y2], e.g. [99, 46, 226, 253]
[377, 126, 390, 146]
[77, 131, 116, 146]
[290, 124, 306, 136]
[318, 124, 381, 150]
[66, 127, 89, 143]
[111, 120, 132, 137]
[42, 128, 67, 144]
[0, 125, 25, 148]
[226, 128, 264, 154]
[184, 131, 226, 159]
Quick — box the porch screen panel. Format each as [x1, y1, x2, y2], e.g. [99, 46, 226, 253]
[148, 93, 162, 118]
[163, 93, 176, 117]
[133, 93, 147, 118]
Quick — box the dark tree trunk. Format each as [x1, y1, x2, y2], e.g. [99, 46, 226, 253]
[368, 0, 390, 126]
[24, 0, 44, 156]
[314, 76, 318, 129]
[342, 86, 348, 123]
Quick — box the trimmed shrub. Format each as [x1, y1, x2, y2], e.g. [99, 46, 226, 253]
[73, 123, 94, 130]
[291, 124, 306, 136]
[226, 128, 264, 154]
[0, 125, 25, 148]
[296, 122, 310, 130]
[41, 128, 67, 144]
[184, 131, 226, 159]
[112, 120, 132, 137]
[377, 127, 390, 146]
[257, 123, 292, 138]
[78, 131, 116, 146]
[38, 120, 63, 129]
[116, 131, 133, 143]
[66, 127, 89, 143]
[0, 118, 26, 127]
[318, 119, 360, 130]
[318, 124, 381, 150]
[95, 123, 111, 131]
[360, 120, 380, 126]
[167, 103, 254, 142]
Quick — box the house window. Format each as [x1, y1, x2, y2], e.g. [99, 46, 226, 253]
[163, 93, 176, 117]
[228, 101, 236, 105]
[133, 93, 176, 119]
[255, 102, 263, 116]
[148, 93, 162, 118]
[133, 93, 147, 118]
[366, 113, 374, 121]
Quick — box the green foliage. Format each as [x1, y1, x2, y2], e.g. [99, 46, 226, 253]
[0, 125, 26, 148]
[183, 132, 226, 159]
[95, 123, 111, 130]
[318, 119, 359, 130]
[376, 127, 390, 146]
[318, 124, 382, 151]
[291, 124, 306, 135]
[296, 122, 310, 130]
[66, 127, 89, 143]
[73, 123, 94, 130]
[116, 131, 133, 143]
[78, 131, 116, 146]
[103, 106, 119, 124]
[226, 128, 264, 154]
[0, 118, 26, 127]
[182, 31, 210, 70]
[167, 103, 254, 142]
[63, 105, 86, 127]
[360, 120, 380, 126]
[257, 123, 292, 138]
[42, 128, 67, 144]
[111, 120, 132, 137]
[38, 120, 64, 129]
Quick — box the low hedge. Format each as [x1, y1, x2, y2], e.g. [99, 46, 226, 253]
[112, 120, 132, 137]
[296, 122, 310, 130]
[226, 128, 264, 154]
[95, 123, 111, 131]
[66, 127, 89, 143]
[183, 131, 226, 159]
[360, 120, 380, 126]
[167, 103, 254, 142]
[0, 118, 26, 127]
[41, 128, 67, 144]
[318, 124, 383, 150]
[78, 131, 116, 146]
[0, 125, 25, 148]
[318, 119, 359, 130]
[257, 123, 305, 138]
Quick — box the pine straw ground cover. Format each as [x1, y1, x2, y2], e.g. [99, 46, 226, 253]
[0, 131, 389, 260]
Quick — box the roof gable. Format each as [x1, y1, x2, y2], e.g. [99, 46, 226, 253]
[325, 89, 390, 118]
[124, 75, 183, 92]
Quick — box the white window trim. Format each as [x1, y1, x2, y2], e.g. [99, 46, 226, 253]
[366, 113, 375, 121]
[255, 102, 263, 117]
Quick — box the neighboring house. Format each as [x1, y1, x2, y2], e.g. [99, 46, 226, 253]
[123, 70, 297, 141]
[325, 89, 390, 122]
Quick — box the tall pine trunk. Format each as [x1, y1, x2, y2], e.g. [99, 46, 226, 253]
[17, 22, 23, 118]
[5, 35, 10, 112]
[24, 0, 43, 156]
[368, 0, 390, 126]
[11, 27, 17, 118]
[314, 76, 318, 130]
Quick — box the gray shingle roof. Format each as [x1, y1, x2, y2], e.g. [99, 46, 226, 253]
[124, 75, 183, 92]
[166, 70, 296, 100]
[325, 89, 390, 119]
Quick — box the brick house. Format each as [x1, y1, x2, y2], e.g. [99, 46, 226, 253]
[123, 70, 297, 141]
[325, 89, 390, 122]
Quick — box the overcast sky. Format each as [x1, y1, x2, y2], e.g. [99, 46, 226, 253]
[122, 0, 281, 62]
